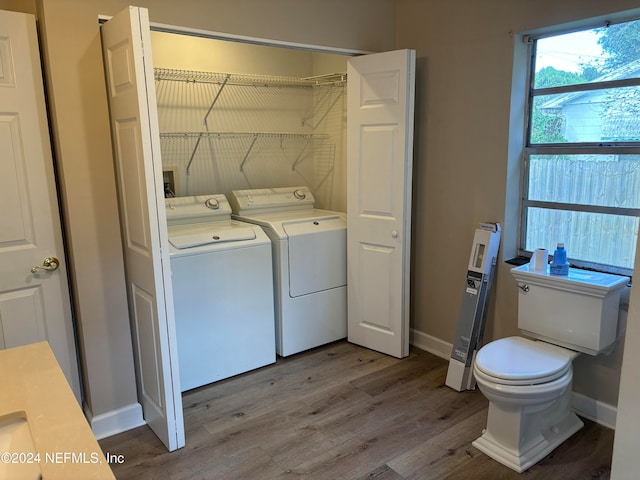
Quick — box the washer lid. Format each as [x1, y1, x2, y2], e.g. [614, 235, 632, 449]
[475, 337, 572, 384]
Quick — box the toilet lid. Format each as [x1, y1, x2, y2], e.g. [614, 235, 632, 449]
[475, 337, 572, 385]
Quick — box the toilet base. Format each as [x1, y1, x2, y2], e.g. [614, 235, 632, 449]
[472, 411, 583, 473]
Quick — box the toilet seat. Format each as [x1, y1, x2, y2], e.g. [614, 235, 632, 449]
[475, 337, 573, 386]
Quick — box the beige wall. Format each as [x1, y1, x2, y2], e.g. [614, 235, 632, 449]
[396, 0, 640, 409]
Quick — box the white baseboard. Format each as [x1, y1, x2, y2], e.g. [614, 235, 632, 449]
[410, 328, 452, 360]
[409, 328, 617, 429]
[571, 391, 617, 430]
[84, 402, 146, 440]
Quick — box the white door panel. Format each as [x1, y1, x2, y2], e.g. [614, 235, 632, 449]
[0, 10, 80, 399]
[347, 49, 415, 358]
[0, 288, 46, 348]
[358, 243, 395, 333]
[359, 126, 398, 217]
[101, 6, 184, 452]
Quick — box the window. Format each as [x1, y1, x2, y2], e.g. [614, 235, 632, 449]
[522, 18, 640, 274]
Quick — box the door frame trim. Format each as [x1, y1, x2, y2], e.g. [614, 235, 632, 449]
[98, 15, 372, 56]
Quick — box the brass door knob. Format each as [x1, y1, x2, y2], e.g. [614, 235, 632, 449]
[31, 257, 60, 274]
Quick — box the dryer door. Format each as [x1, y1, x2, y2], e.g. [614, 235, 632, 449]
[284, 217, 346, 297]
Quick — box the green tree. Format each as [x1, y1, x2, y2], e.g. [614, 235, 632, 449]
[534, 66, 584, 89]
[531, 67, 581, 143]
[596, 20, 640, 141]
[597, 21, 640, 72]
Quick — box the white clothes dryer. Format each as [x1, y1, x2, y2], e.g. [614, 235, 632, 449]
[229, 186, 347, 357]
[166, 194, 275, 391]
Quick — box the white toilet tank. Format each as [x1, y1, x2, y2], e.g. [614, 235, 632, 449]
[511, 264, 629, 355]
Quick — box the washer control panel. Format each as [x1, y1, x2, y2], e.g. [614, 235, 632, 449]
[165, 194, 231, 225]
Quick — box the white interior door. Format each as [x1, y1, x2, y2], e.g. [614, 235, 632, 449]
[101, 6, 184, 451]
[347, 49, 416, 359]
[0, 10, 80, 400]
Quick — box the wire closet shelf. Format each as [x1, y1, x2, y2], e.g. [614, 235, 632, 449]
[154, 67, 345, 191]
[154, 68, 347, 87]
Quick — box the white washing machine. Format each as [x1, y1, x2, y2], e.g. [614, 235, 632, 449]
[165, 194, 275, 391]
[229, 186, 347, 357]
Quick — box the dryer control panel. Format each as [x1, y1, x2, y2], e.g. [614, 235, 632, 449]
[229, 187, 315, 215]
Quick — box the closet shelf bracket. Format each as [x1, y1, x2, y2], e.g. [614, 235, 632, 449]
[186, 133, 204, 175]
[301, 85, 344, 129]
[291, 137, 312, 171]
[203, 74, 230, 129]
[239, 135, 259, 172]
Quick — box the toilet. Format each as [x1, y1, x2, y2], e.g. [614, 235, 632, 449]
[472, 263, 629, 473]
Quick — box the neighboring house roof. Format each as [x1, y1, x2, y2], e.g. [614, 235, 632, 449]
[539, 59, 640, 142]
[539, 58, 640, 110]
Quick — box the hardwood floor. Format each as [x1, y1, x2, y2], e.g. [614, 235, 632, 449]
[99, 341, 614, 479]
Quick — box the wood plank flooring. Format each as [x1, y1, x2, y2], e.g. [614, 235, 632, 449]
[99, 341, 614, 479]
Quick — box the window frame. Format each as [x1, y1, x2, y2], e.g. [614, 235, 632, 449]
[520, 23, 640, 276]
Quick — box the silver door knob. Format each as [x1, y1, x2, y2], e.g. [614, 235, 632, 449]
[31, 257, 60, 273]
[391, 230, 398, 238]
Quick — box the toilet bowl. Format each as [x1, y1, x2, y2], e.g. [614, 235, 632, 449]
[472, 336, 583, 473]
[472, 264, 629, 473]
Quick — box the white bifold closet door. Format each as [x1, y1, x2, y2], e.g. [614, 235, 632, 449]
[101, 6, 185, 452]
[346, 49, 416, 359]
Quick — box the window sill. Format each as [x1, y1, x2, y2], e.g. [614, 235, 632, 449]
[505, 256, 530, 267]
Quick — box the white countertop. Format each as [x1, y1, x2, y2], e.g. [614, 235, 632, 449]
[0, 342, 115, 479]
